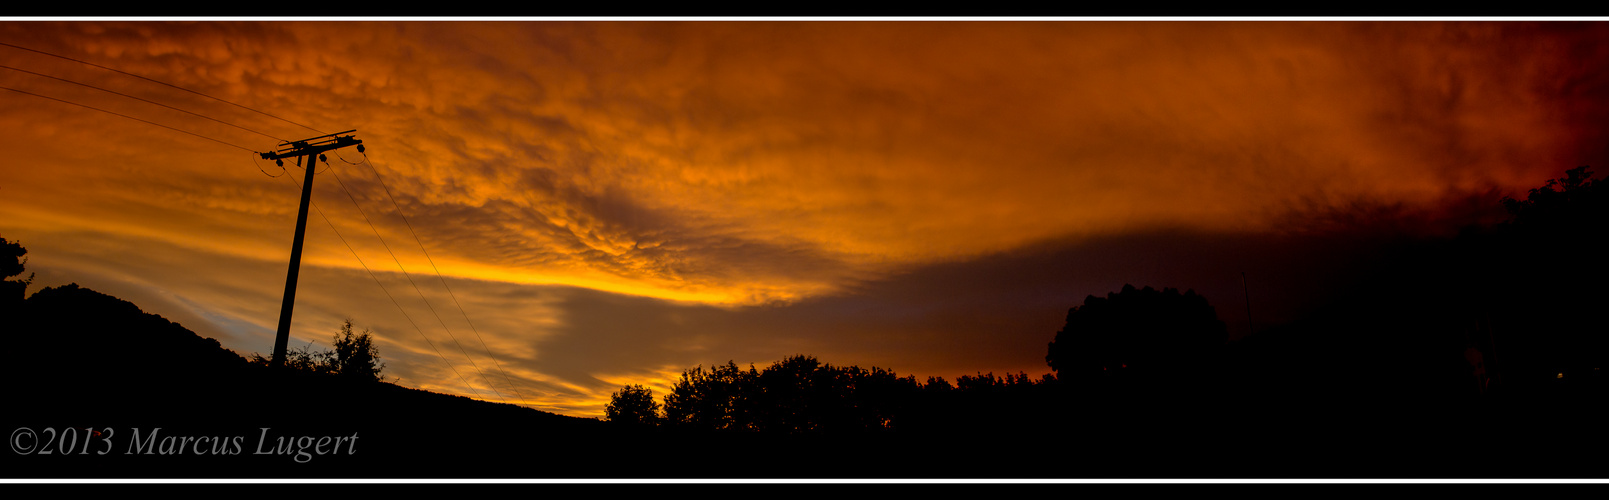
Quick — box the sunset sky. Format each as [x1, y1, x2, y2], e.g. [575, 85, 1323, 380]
[3, 20, 1606, 417]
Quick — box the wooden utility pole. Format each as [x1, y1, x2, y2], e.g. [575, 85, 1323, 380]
[260, 130, 363, 370]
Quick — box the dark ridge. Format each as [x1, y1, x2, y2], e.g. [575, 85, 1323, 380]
[2, 283, 615, 478]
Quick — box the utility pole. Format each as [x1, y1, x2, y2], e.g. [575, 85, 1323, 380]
[260, 130, 363, 370]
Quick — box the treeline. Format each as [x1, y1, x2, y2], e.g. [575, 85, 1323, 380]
[607, 354, 1068, 434]
[609, 166, 1609, 438]
[1241, 164, 1609, 403]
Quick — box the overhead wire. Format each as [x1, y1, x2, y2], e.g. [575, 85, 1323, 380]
[284, 163, 484, 400]
[1, 84, 259, 154]
[1, 43, 291, 164]
[0, 40, 324, 135]
[253, 155, 288, 178]
[323, 158, 508, 404]
[0, 64, 289, 143]
[356, 149, 532, 408]
[333, 149, 366, 165]
[3, 39, 521, 406]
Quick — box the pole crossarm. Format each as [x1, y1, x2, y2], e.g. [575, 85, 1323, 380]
[260, 129, 361, 160]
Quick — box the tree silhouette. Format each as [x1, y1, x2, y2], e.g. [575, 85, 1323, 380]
[1501, 165, 1606, 230]
[658, 355, 925, 434]
[663, 361, 757, 431]
[605, 384, 661, 426]
[751, 354, 835, 432]
[331, 319, 385, 382]
[748, 355, 916, 433]
[1, 235, 34, 306]
[1045, 284, 1226, 391]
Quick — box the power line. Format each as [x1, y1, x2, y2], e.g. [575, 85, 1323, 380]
[0, 64, 288, 142]
[2, 41, 518, 405]
[0, 84, 258, 153]
[2, 41, 501, 403]
[273, 134, 493, 403]
[253, 156, 288, 178]
[0, 40, 324, 135]
[324, 160, 507, 404]
[284, 167, 484, 401]
[356, 150, 532, 409]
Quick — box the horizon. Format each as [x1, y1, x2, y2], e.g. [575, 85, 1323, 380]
[4, 20, 1607, 418]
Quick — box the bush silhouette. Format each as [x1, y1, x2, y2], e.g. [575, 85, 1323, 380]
[249, 319, 385, 381]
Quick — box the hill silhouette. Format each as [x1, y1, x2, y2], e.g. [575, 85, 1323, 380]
[1, 280, 1069, 478]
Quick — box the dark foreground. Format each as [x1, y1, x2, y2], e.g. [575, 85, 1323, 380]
[6, 372, 1605, 479]
[4, 283, 1608, 479]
